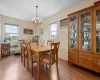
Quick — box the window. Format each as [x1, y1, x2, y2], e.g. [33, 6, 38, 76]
[49, 22, 58, 41]
[4, 24, 19, 42]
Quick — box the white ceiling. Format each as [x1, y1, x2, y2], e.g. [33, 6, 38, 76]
[0, 0, 87, 21]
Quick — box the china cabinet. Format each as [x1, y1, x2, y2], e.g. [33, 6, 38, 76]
[1, 43, 10, 58]
[68, 1, 100, 73]
[78, 8, 94, 70]
[68, 13, 78, 50]
[93, 2, 100, 72]
[68, 13, 79, 65]
[79, 8, 93, 53]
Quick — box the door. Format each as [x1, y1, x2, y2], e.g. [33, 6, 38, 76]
[79, 8, 93, 53]
[68, 13, 79, 51]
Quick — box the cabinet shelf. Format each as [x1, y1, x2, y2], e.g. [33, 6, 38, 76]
[81, 39, 90, 41]
[81, 31, 90, 32]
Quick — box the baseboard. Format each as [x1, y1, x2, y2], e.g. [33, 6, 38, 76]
[58, 57, 68, 62]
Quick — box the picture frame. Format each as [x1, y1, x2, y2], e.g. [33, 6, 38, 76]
[39, 29, 44, 35]
[24, 28, 33, 35]
[60, 18, 68, 29]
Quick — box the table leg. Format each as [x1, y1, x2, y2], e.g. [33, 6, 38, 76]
[37, 53, 40, 80]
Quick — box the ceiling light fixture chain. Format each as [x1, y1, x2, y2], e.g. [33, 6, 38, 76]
[36, 6, 38, 17]
[32, 6, 42, 25]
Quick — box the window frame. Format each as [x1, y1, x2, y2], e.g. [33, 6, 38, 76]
[49, 22, 58, 41]
[4, 23, 19, 41]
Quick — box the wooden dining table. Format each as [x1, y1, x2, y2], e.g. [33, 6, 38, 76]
[31, 44, 51, 80]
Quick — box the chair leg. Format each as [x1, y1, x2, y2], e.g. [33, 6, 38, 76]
[46, 64, 47, 70]
[27, 60, 29, 71]
[24, 56, 25, 67]
[21, 54, 22, 63]
[48, 65, 51, 80]
[27, 58, 29, 71]
[56, 61, 58, 69]
[31, 61, 33, 77]
[42, 63, 44, 71]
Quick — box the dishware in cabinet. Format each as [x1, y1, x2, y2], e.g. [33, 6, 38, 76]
[68, 13, 79, 50]
[93, 3, 100, 73]
[79, 8, 93, 53]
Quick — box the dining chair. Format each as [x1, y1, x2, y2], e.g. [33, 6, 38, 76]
[43, 40, 54, 67]
[40, 40, 45, 47]
[27, 43, 37, 77]
[20, 42, 28, 67]
[41, 42, 60, 80]
[47, 40, 54, 46]
[30, 40, 38, 45]
[31, 40, 38, 43]
[44, 40, 54, 55]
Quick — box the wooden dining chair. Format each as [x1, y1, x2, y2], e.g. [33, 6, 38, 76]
[47, 40, 54, 46]
[41, 42, 60, 80]
[40, 40, 45, 47]
[44, 40, 54, 55]
[31, 40, 38, 43]
[27, 43, 37, 77]
[20, 42, 28, 67]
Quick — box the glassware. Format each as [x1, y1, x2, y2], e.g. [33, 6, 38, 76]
[80, 12, 91, 51]
[96, 9, 100, 52]
[69, 16, 77, 48]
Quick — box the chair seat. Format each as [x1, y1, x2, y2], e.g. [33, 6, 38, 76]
[42, 55, 51, 64]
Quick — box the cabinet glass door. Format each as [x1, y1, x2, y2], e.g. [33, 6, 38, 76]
[80, 11, 92, 51]
[69, 16, 78, 49]
[96, 9, 100, 52]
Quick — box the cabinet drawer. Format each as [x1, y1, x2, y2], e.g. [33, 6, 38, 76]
[68, 50, 78, 65]
[94, 55, 100, 63]
[93, 62, 100, 73]
[79, 52, 93, 61]
[79, 58, 93, 70]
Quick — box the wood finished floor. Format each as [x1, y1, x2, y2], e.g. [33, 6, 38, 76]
[0, 55, 100, 80]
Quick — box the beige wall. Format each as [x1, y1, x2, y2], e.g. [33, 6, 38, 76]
[0, 15, 36, 40]
[37, 0, 97, 60]
[0, 16, 1, 58]
[0, 15, 36, 58]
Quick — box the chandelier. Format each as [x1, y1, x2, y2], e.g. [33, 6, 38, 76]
[32, 6, 42, 24]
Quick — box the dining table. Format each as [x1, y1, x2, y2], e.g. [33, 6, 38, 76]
[30, 44, 51, 80]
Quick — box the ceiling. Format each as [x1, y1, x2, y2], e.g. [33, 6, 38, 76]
[0, 0, 87, 21]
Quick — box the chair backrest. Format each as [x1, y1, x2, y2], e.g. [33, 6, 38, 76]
[26, 43, 32, 61]
[50, 42, 60, 64]
[30, 40, 38, 45]
[24, 40, 31, 43]
[20, 43, 25, 55]
[47, 40, 54, 46]
[31, 40, 38, 43]
[40, 40, 45, 47]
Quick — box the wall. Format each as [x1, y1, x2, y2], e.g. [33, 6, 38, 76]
[37, 0, 98, 60]
[0, 15, 36, 58]
[0, 16, 1, 58]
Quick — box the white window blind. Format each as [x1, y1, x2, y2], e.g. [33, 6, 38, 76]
[4, 24, 19, 41]
[49, 22, 58, 41]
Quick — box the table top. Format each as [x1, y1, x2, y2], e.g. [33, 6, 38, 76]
[31, 44, 51, 53]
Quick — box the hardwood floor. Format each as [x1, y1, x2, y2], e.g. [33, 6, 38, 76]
[0, 55, 100, 80]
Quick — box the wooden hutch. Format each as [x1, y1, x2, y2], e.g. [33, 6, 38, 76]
[1, 43, 10, 58]
[68, 1, 100, 73]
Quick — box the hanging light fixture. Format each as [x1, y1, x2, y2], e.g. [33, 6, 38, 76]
[32, 6, 42, 24]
